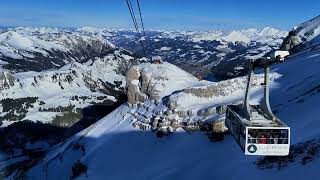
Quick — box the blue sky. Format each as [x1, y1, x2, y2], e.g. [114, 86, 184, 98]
[0, 0, 319, 31]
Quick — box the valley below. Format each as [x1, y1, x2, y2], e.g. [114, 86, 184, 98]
[0, 14, 320, 180]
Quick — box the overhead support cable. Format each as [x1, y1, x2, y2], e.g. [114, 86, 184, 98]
[136, 0, 146, 37]
[125, 0, 148, 57]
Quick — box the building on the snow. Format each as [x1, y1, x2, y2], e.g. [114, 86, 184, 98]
[152, 56, 163, 64]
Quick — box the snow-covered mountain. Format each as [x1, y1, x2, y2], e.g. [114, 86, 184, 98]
[281, 15, 320, 51]
[0, 22, 317, 179]
[0, 16, 313, 179]
[106, 27, 287, 80]
[0, 27, 116, 72]
[0, 30, 144, 172]
[0, 31, 143, 127]
[22, 43, 320, 180]
[192, 27, 287, 45]
[0, 27, 287, 80]
[0, 54, 129, 127]
[0, 27, 144, 127]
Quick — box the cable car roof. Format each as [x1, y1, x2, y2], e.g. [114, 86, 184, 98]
[228, 104, 287, 128]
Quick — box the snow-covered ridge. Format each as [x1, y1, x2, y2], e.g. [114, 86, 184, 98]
[0, 27, 117, 72]
[0, 27, 115, 58]
[0, 26, 287, 80]
[294, 15, 320, 42]
[26, 48, 320, 179]
[127, 61, 281, 116]
[127, 62, 204, 104]
[0, 50, 135, 126]
[281, 15, 320, 50]
[73, 26, 287, 44]
[191, 27, 287, 44]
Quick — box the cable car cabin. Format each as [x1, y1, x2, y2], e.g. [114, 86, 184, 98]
[225, 104, 290, 156]
[225, 58, 290, 156]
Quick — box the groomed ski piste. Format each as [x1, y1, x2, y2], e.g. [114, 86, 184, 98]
[22, 44, 320, 180]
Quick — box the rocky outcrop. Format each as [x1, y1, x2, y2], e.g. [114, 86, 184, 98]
[127, 67, 147, 104]
[126, 66, 160, 104]
[281, 34, 302, 51]
[0, 70, 15, 90]
[183, 76, 261, 98]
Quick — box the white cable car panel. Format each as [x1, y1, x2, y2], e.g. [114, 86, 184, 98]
[245, 127, 290, 156]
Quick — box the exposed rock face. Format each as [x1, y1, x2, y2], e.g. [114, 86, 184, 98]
[126, 65, 161, 104]
[183, 76, 261, 98]
[281, 35, 302, 51]
[212, 119, 226, 133]
[126, 66, 140, 82]
[0, 70, 15, 90]
[127, 67, 147, 104]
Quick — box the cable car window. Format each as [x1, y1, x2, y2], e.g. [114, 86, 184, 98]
[247, 128, 289, 144]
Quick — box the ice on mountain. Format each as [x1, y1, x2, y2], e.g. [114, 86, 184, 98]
[160, 46, 171, 51]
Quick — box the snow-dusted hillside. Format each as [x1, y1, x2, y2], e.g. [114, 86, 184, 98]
[0, 27, 147, 127]
[0, 27, 116, 72]
[192, 27, 287, 45]
[0, 27, 151, 177]
[21, 41, 320, 179]
[0, 55, 125, 127]
[1, 20, 319, 179]
[0, 27, 287, 80]
[103, 27, 288, 80]
[281, 15, 320, 51]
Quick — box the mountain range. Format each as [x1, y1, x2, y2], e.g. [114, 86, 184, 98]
[23, 15, 320, 180]
[0, 14, 320, 180]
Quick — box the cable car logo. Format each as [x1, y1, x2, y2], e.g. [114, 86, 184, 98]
[247, 145, 257, 153]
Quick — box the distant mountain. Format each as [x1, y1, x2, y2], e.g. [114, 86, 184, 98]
[26, 34, 320, 180]
[0, 26, 288, 127]
[0, 27, 287, 80]
[102, 27, 287, 80]
[0, 28, 143, 127]
[0, 56, 129, 127]
[0, 27, 116, 72]
[0, 29, 141, 170]
[0, 26, 288, 178]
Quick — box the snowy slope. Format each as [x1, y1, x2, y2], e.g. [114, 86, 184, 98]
[294, 15, 320, 44]
[281, 15, 320, 51]
[132, 62, 205, 98]
[0, 27, 117, 72]
[24, 45, 320, 180]
[0, 49, 136, 127]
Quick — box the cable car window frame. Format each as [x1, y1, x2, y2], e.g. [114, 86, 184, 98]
[245, 126, 290, 156]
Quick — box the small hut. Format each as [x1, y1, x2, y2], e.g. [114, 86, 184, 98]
[152, 56, 163, 64]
